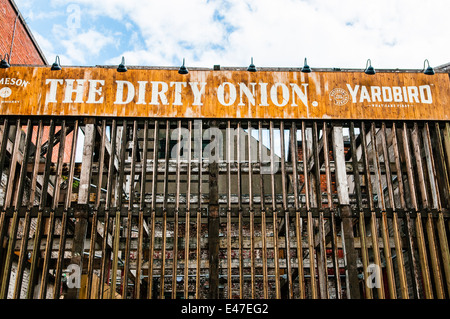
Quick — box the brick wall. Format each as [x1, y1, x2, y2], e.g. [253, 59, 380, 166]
[0, 0, 46, 65]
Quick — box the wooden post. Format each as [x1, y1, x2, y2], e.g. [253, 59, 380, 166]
[332, 125, 361, 299]
[208, 120, 220, 299]
[67, 118, 96, 299]
[324, 122, 342, 299]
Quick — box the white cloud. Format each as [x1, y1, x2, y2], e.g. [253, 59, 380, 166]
[20, 0, 450, 68]
[52, 25, 116, 65]
[32, 30, 74, 65]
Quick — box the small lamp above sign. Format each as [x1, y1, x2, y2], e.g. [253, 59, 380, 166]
[0, 54, 10, 69]
[117, 56, 127, 72]
[364, 59, 376, 75]
[247, 57, 257, 72]
[178, 58, 189, 75]
[423, 59, 435, 75]
[50, 55, 61, 71]
[301, 58, 311, 73]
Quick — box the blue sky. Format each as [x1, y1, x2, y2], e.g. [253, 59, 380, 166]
[13, 0, 450, 70]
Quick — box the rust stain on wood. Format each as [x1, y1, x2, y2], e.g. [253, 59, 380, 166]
[0, 67, 448, 120]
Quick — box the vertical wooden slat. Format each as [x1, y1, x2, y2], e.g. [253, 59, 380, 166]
[40, 120, 67, 299]
[86, 120, 105, 299]
[349, 122, 371, 299]
[122, 210, 132, 299]
[51, 121, 66, 208]
[323, 122, 341, 299]
[444, 124, 450, 189]
[29, 120, 43, 208]
[54, 210, 68, 299]
[38, 210, 55, 299]
[135, 120, 148, 299]
[28, 120, 56, 298]
[391, 122, 421, 298]
[10, 120, 33, 299]
[96, 120, 107, 209]
[65, 121, 79, 211]
[13, 208, 32, 299]
[1, 120, 32, 299]
[370, 122, 396, 298]
[226, 120, 232, 299]
[417, 123, 445, 298]
[184, 120, 192, 299]
[55, 120, 78, 298]
[26, 209, 43, 299]
[433, 123, 450, 294]
[160, 120, 170, 299]
[226, 205, 232, 299]
[381, 122, 408, 299]
[259, 120, 268, 299]
[136, 206, 144, 299]
[195, 120, 203, 299]
[3, 119, 22, 210]
[46, 121, 67, 299]
[402, 122, 433, 299]
[122, 120, 138, 299]
[66, 119, 96, 300]
[0, 119, 22, 298]
[269, 121, 280, 299]
[312, 122, 329, 299]
[40, 120, 56, 209]
[411, 122, 443, 298]
[360, 122, 385, 299]
[13, 119, 33, 209]
[0, 119, 9, 281]
[302, 121, 318, 299]
[248, 121, 255, 299]
[280, 121, 293, 299]
[100, 119, 116, 299]
[111, 120, 127, 298]
[0, 211, 19, 299]
[236, 121, 244, 299]
[291, 122, 305, 299]
[195, 209, 201, 299]
[172, 120, 182, 299]
[148, 120, 158, 299]
[0, 119, 10, 198]
[111, 208, 121, 299]
[332, 124, 360, 299]
[208, 119, 220, 299]
[25, 120, 44, 298]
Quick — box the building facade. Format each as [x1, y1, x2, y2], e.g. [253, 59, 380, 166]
[0, 0, 449, 301]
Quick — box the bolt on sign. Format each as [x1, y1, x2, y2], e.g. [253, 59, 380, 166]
[0, 66, 449, 120]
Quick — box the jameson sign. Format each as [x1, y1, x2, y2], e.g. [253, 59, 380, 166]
[0, 66, 449, 120]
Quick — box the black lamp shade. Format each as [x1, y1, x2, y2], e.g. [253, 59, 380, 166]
[247, 57, 257, 72]
[424, 66, 435, 75]
[0, 54, 10, 69]
[178, 58, 189, 74]
[364, 59, 376, 75]
[51, 55, 61, 71]
[301, 58, 311, 73]
[423, 59, 435, 75]
[117, 56, 127, 72]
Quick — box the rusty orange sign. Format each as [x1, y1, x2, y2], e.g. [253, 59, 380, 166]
[0, 66, 449, 120]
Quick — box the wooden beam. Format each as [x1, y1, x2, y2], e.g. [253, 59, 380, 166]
[332, 125, 361, 299]
[208, 120, 220, 299]
[67, 119, 96, 299]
